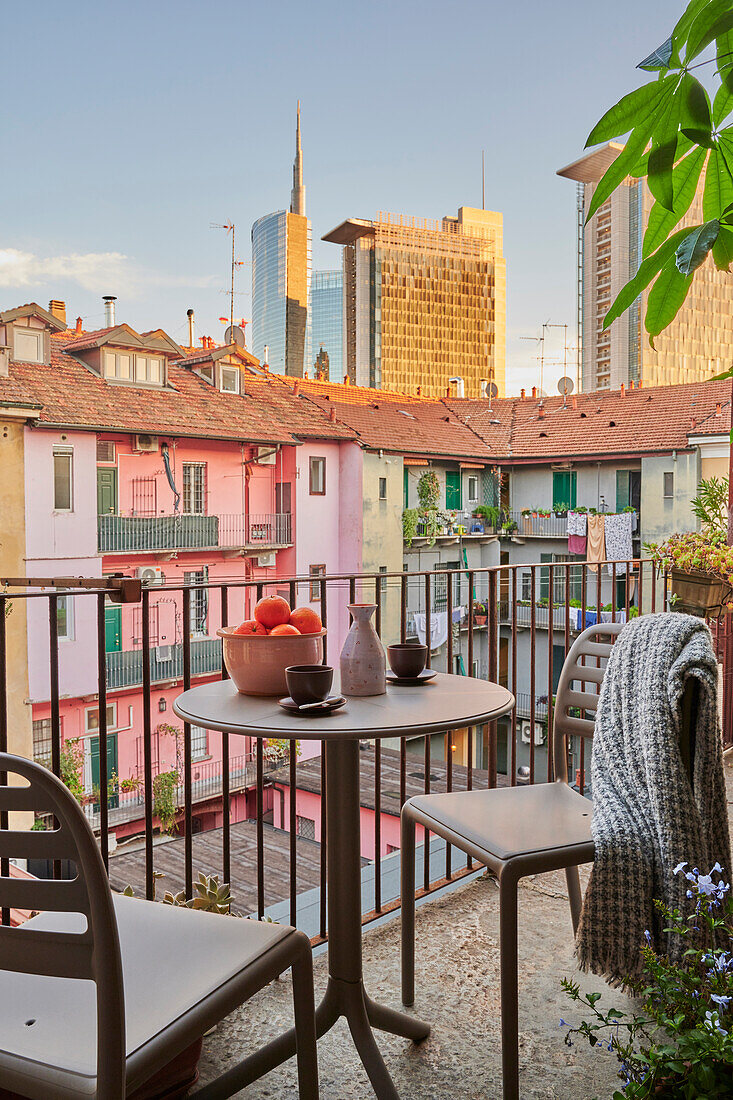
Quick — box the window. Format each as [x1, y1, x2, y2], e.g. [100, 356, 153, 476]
[379, 565, 388, 594]
[103, 350, 132, 380]
[434, 561, 461, 610]
[296, 815, 316, 840]
[309, 564, 325, 602]
[552, 470, 577, 511]
[184, 569, 208, 635]
[13, 326, 44, 364]
[56, 594, 74, 640]
[219, 366, 239, 393]
[96, 440, 115, 463]
[378, 477, 387, 501]
[190, 725, 208, 761]
[53, 449, 73, 511]
[467, 475, 479, 504]
[663, 472, 674, 499]
[134, 355, 162, 384]
[104, 351, 162, 384]
[182, 463, 206, 514]
[86, 703, 116, 734]
[32, 718, 53, 764]
[309, 456, 326, 495]
[132, 476, 157, 516]
[539, 553, 584, 604]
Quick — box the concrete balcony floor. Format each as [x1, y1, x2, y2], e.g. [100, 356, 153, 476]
[194, 757, 733, 1099]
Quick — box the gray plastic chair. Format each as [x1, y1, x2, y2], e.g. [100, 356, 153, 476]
[400, 623, 621, 1100]
[0, 753, 319, 1099]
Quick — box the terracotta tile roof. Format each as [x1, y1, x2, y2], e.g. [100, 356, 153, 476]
[276, 376, 491, 461]
[0, 336, 356, 444]
[60, 327, 116, 352]
[445, 380, 733, 460]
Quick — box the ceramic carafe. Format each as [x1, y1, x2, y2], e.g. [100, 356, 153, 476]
[339, 603, 386, 696]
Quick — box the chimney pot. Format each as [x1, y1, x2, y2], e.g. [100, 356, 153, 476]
[293, 381, 300, 396]
[186, 308, 195, 349]
[520, 388, 525, 399]
[716, 402, 722, 417]
[75, 316, 83, 335]
[102, 295, 116, 327]
[691, 416, 697, 429]
[417, 385, 422, 395]
[532, 386, 537, 399]
[49, 300, 66, 326]
[329, 406, 336, 422]
[629, 380, 634, 390]
[572, 395, 577, 409]
[638, 380, 643, 389]
[538, 404, 545, 419]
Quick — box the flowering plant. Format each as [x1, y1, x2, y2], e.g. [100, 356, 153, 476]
[561, 863, 733, 1097]
[645, 477, 732, 592]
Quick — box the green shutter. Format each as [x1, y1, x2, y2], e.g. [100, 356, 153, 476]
[445, 471, 461, 509]
[616, 470, 631, 511]
[97, 468, 117, 515]
[552, 471, 576, 510]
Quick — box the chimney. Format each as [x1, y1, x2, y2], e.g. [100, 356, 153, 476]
[329, 406, 336, 422]
[691, 416, 697, 429]
[293, 380, 300, 396]
[572, 395, 577, 409]
[716, 402, 722, 417]
[103, 295, 116, 327]
[638, 380, 643, 389]
[620, 383, 625, 398]
[538, 404, 545, 419]
[629, 379, 634, 390]
[532, 386, 537, 399]
[263, 344, 269, 368]
[186, 308, 195, 348]
[449, 375, 465, 398]
[343, 375, 350, 386]
[49, 300, 66, 326]
[416, 385, 422, 396]
[75, 316, 83, 335]
[520, 388, 525, 399]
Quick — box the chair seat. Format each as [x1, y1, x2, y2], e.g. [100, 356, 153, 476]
[407, 781, 594, 864]
[0, 893, 293, 1099]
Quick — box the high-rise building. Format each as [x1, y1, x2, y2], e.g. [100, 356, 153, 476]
[322, 207, 506, 398]
[251, 104, 311, 377]
[558, 143, 733, 391]
[307, 269, 344, 381]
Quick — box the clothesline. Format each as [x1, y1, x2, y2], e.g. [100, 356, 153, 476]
[565, 510, 635, 574]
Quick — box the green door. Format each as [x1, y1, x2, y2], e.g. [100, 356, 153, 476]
[104, 605, 121, 652]
[445, 470, 461, 510]
[552, 470, 577, 510]
[97, 468, 117, 514]
[90, 733, 118, 809]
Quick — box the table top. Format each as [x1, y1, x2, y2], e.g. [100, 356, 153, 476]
[173, 673, 515, 741]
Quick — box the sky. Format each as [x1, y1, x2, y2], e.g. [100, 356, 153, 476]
[2, 0, 676, 395]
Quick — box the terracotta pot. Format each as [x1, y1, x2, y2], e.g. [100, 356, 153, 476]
[340, 604, 386, 696]
[217, 628, 325, 696]
[670, 569, 726, 618]
[474, 615, 488, 626]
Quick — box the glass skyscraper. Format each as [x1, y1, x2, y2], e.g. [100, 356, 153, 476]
[250, 106, 311, 377]
[307, 270, 344, 381]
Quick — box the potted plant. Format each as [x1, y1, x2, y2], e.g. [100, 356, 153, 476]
[521, 508, 533, 535]
[502, 519, 518, 536]
[473, 601, 488, 626]
[402, 508, 419, 546]
[553, 502, 570, 518]
[646, 477, 732, 617]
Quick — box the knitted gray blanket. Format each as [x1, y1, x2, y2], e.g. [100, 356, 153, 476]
[576, 612, 731, 985]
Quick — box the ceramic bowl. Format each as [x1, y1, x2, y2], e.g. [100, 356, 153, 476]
[217, 628, 326, 696]
[285, 664, 334, 705]
[386, 643, 428, 679]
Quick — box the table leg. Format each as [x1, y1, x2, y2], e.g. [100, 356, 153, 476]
[202, 738, 429, 1100]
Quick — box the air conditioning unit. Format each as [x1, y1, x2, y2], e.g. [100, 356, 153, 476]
[135, 434, 159, 453]
[256, 446, 277, 465]
[136, 565, 164, 585]
[257, 552, 276, 567]
[520, 721, 546, 746]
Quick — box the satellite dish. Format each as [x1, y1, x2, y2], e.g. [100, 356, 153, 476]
[488, 381, 499, 398]
[225, 325, 246, 348]
[558, 376, 575, 395]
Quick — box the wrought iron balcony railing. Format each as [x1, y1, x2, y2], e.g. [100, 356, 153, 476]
[98, 511, 292, 553]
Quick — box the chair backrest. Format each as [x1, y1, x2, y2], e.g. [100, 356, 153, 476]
[0, 754, 126, 1098]
[552, 623, 622, 783]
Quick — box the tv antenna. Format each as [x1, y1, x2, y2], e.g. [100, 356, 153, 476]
[520, 320, 551, 395]
[211, 222, 245, 334]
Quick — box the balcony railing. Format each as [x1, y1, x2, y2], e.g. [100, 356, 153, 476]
[98, 511, 292, 553]
[106, 638, 222, 689]
[1, 562, 731, 945]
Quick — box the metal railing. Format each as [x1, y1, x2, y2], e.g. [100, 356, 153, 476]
[106, 639, 221, 690]
[98, 512, 292, 553]
[1, 561, 731, 944]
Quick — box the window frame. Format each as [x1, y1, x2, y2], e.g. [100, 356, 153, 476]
[378, 476, 387, 501]
[663, 471, 674, 499]
[56, 593, 75, 641]
[182, 463, 207, 515]
[53, 448, 74, 512]
[309, 564, 326, 602]
[13, 326, 45, 364]
[467, 475, 479, 504]
[190, 725, 209, 762]
[85, 702, 117, 735]
[219, 366, 240, 394]
[309, 456, 326, 496]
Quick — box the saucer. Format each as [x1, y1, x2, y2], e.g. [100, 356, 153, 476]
[386, 669, 436, 686]
[278, 695, 346, 715]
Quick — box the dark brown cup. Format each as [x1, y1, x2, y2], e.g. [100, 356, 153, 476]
[387, 643, 428, 679]
[285, 664, 334, 705]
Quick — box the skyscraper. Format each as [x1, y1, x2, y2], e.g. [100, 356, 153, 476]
[558, 143, 733, 391]
[307, 269, 344, 381]
[251, 104, 312, 377]
[322, 207, 506, 398]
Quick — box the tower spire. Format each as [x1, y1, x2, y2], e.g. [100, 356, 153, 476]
[290, 100, 306, 216]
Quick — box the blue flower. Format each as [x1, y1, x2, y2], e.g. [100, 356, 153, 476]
[704, 1010, 728, 1036]
[673, 861, 688, 876]
[711, 994, 732, 1010]
[644, 929, 652, 945]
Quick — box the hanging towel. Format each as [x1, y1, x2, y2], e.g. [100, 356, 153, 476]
[414, 611, 449, 650]
[586, 514, 605, 572]
[576, 613, 732, 986]
[604, 512, 633, 576]
[567, 512, 587, 556]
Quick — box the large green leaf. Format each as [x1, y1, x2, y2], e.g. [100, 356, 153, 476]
[585, 78, 671, 147]
[703, 147, 733, 220]
[713, 81, 733, 126]
[679, 73, 712, 131]
[587, 86, 675, 221]
[675, 220, 720, 274]
[642, 146, 708, 257]
[686, 0, 733, 61]
[638, 37, 675, 71]
[645, 256, 694, 345]
[712, 224, 733, 268]
[648, 96, 681, 212]
[672, 0, 714, 63]
[603, 227, 691, 329]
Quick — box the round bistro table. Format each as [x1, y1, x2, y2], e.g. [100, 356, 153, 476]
[174, 672, 514, 1100]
